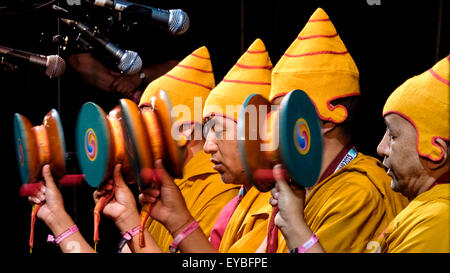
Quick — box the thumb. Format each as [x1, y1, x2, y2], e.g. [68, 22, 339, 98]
[42, 164, 58, 191]
[113, 164, 127, 189]
[273, 164, 290, 193]
[154, 159, 172, 187]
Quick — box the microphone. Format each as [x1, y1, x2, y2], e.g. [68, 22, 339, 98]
[88, 0, 190, 35]
[0, 45, 66, 78]
[61, 18, 142, 75]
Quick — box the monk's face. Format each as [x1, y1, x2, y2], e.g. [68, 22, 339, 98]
[377, 113, 427, 198]
[203, 116, 247, 186]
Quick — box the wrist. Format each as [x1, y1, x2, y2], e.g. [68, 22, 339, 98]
[169, 213, 195, 237]
[283, 219, 310, 250]
[169, 219, 199, 253]
[115, 210, 140, 233]
[45, 211, 75, 237]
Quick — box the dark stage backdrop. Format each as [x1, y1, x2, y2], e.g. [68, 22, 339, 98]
[1, 0, 448, 255]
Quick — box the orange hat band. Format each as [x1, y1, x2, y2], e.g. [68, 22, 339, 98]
[284, 50, 348, 58]
[220, 51, 272, 85]
[429, 65, 450, 86]
[269, 91, 360, 121]
[235, 63, 273, 70]
[247, 49, 268, 54]
[308, 18, 330, 22]
[164, 74, 213, 90]
[383, 109, 450, 162]
[297, 33, 338, 40]
[222, 79, 271, 86]
[191, 53, 211, 60]
[176, 64, 213, 74]
[270, 92, 289, 102]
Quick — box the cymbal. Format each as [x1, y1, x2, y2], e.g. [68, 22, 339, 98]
[278, 89, 322, 188]
[237, 93, 275, 191]
[14, 109, 66, 185]
[120, 90, 185, 188]
[119, 98, 154, 190]
[76, 102, 112, 188]
[147, 90, 185, 178]
[237, 89, 322, 191]
[75, 102, 136, 188]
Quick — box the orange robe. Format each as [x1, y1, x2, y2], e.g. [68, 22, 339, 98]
[219, 186, 272, 253]
[147, 150, 240, 252]
[367, 183, 449, 253]
[276, 153, 409, 253]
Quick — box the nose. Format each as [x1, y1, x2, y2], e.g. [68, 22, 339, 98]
[377, 131, 390, 158]
[203, 129, 218, 154]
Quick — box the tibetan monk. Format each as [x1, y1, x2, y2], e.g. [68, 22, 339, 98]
[140, 38, 275, 253]
[265, 7, 408, 253]
[137, 46, 240, 252]
[367, 55, 450, 253]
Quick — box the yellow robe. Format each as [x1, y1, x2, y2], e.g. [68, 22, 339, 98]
[276, 153, 409, 253]
[147, 150, 240, 252]
[368, 183, 449, 253]
[219, 186, 272, 253]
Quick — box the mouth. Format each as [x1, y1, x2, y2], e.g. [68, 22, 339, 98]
[386, 168, 396, 180]
[211, 158, 224, 172]
[382, 158, 392, 175]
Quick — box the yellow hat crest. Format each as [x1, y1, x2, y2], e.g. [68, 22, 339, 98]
[271, 7, 360, 123]
[383, 55, 450, 161]
[139, 46, 215, 125]
[203, 38, 272, 122]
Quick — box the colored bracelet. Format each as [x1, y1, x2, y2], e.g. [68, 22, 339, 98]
[47, 225, 79, 245]
[169, 220, 199, 253]
[117, 225, 140, 252]
[121, 225, 141, 241]
[289, 233, 319, 253]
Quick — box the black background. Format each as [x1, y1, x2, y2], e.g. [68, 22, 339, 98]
[1, 0, 449, 256]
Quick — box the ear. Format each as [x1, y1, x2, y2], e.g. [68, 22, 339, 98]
[424, 138, 449, 170]
[321, 120, 336, 135]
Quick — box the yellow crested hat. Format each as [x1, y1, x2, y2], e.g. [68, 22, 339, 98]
[203, 38, 272, 122]
[383, 55, 450, 162]
[139, 46, 215, 125]
[271, 7, 360, 123]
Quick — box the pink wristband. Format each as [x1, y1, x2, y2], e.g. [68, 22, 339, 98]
[298, 233, 319, 253]
[121, 225, 140, 241]
[47, 225, 79, 245]
[169, 220, 199, 253]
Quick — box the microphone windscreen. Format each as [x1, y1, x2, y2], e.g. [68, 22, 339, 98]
[169, 9, 190, 35]
[119, 50, 142, 75]
[45, 55, 66, 78]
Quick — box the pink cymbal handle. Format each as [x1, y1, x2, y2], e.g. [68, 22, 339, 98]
[140, 168, 154, 184]
[253, 169, 289, 183]
[19, 183, 43, 197]
[58, 174, 86, 187]
[140, 168, 163, 187]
